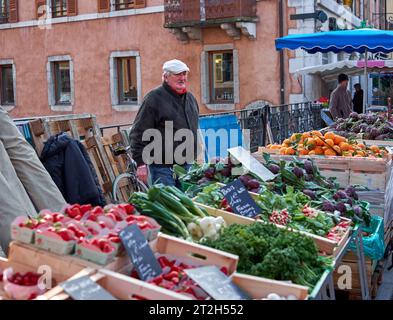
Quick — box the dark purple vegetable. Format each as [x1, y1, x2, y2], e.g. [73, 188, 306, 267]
[220, 167, 232, 177]
[353, 206, 362, 217]
[204, 168, 215, 179]
[250, 188, 260, 193]
[349, 112, 359, 120]
[345, 186, 358, 200]
[334, 190, 348, 200]
[302, 189, 316, 200]
[335, 202, 347, 214]
[303, 160, 314, 174]
[239, 175, 252, 186]
[292, 167, 304, 179]
[305, 174, 314, 181]
[247, 179, 260, 189]
[268, 164, 280, 174]
[322, 201, 335, 212]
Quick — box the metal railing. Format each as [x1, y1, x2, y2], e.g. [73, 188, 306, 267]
[164, 0, 257, 27]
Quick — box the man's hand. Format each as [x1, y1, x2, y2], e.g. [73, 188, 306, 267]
[136, 165, 148, 185]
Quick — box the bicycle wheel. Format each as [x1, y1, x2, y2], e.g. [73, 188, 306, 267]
[112, 173, 148, 203]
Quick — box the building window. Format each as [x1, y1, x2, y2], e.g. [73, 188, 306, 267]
[53, 61, 71, 105]
[47, 55, 74, 111]
[51, 0, 67, 17]
[209, 51, 234, 103]
[110, 51, 141, 111]
[0, 64, 14, 105]
[0, 0, 9, 23]
[116, 57, 138, 104]
[114, 0, 134, 10]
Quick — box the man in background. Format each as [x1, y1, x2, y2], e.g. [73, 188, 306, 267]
[329, 73, 352, 119]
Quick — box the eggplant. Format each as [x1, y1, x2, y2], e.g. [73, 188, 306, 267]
[292, 167, 304, 179]
[302, 189, 316, 200]
[247, 179, 260, 189]
[268, 164, 280, 174]
[322, 200, 335, 212]
[303, 160, 314, 174]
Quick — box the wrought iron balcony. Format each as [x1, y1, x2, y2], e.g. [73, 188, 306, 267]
[0, 13, 8, 24]
[164, 0, 257, 28]
[164, 0, 258, 42]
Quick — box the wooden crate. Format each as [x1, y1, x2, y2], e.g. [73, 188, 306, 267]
[151, 233, 239, 275]
[0, 255, 85, 300]
[27, 114, 132, 203]
[7, 241, 130, 283]
[332, 251, 376, 300]
[39, 268, 188, 300]
[195, 201, 352, 257]
[231, 273, 309, 300]
[257, 147, 393, 191]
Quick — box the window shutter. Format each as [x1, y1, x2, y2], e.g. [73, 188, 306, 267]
[98, 0, 110, 13]
[134, 0, 146, 9]
[36, 0, 47, 19]
[67, 0, 78, 16]
[8, 0, 18, 23]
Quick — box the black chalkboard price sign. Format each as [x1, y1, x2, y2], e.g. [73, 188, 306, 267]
[61, 275, 117, 300]
[119, 223, 163, 281]
[220, 179, 261, 218]
[185, 266, 250, 300]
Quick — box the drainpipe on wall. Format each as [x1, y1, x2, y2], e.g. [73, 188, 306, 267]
[279, 0, 285, 105]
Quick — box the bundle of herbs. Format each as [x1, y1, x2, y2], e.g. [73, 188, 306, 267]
[202, 223, 333, 289]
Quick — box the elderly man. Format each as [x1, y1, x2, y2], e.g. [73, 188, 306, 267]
[129, 59, 200, 186]
[329, 73, 352, 120]
[0, 107, 66, 254]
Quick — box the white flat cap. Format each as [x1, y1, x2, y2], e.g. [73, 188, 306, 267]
[163, 59, 190, 74]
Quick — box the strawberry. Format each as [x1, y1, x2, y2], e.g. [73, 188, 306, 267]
[42, 214, 54, 222]
[109, 209, 123, 222]
[106, 212, 117, 222]
[66, 206, 81, 219]
[80, 204, 93, 214]
[118, 204, 135, 215]
[101, 244, 113, 253]
[53, 213, 65, 223]
[91, 206, 104, 215]
[98, 221, 107, 229]
[58, 228, 76, 242]
[126, 215, 136, 222]
[87, 214, 98, 222]
[108, 236, 121, 243]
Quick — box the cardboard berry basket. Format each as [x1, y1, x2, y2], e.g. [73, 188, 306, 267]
[38, 268, 189, 300]
[193, 197, 352, 258]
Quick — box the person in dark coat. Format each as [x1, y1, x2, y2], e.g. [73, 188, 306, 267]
[352, 83, 364, 114]
[40, 133, 106, 207]
[129, 59, 201, 186]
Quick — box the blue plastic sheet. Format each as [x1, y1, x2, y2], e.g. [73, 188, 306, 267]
[199, 115, 243, 162]
[349, 215, 385, 261]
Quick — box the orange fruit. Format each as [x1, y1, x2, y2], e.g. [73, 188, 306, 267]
[305, 138, 316, 149]
[290, 133, 301, 142]
[314, 146, 324, 155]
[299, 149, 309, 155]
[283, 139, 291, 145]
[333, 145, 341, 154]
[356, 150, 366, 157]
[271, 145, 281, 150]
[279, 147, 287, 155]
[342, 151, 352, 157]
[322, 146, 329, 151]
[369, 145, 380, 153]
[308, 150, 316, 155]
[324, 132, 335, 141]
[302, 132, 311, 140]
[325, 139, 335, 147]
[315, 137, 325, 146]
[285, 147, 296, 155]
[339, 142, 350, 151]
[333, 135, 346, 145]
[311, 130, 323, 137]
[324, 149, 337, 156]
[357, 143, 366, 150]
